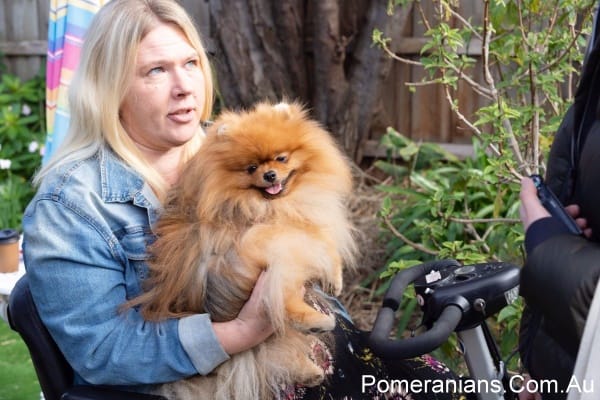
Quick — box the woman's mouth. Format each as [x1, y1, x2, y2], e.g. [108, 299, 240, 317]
[168, 108, 195, 123]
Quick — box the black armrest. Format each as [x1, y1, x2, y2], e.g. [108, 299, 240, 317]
[62, 386, 167, 400]
[8, 275, 168, 400]
[8, 276, 74, 400]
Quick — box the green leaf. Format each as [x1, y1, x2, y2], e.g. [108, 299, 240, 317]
[497, 305, 518, 323]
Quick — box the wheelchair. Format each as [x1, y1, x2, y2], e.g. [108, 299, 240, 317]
[7, 275, 167, 400]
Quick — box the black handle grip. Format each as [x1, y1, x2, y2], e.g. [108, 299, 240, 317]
[368, 259, 466, 359]
[369, 304, 463, 358]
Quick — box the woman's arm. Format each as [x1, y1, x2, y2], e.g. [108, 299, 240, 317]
[520, 178, 600, 357]
[24, 198, 210, 385]
[521, 233, 600, 357]
[23, 197, 272, 385]
[212, 272, 274, 354]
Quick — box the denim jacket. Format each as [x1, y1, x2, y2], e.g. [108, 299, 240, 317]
[22, 145, 229, 388]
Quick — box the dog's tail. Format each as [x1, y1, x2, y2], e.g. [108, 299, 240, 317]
[216, 351, 265, 400]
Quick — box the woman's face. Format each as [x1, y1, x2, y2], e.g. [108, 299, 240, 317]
[120, 23, 205, 154]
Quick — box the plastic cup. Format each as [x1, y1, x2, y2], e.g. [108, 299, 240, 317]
[0, 229, 20, 273]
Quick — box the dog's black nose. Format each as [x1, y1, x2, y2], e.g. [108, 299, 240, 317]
[263, 170, 277, 183]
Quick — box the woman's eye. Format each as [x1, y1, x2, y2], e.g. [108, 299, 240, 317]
[275, 155, 287, 163]
[246, 165, 258, 174]
[185, 59, 199, 69]
[148, 66, 164, 75]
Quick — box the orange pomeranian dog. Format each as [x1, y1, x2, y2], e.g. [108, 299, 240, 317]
[132, 101, 356, 400]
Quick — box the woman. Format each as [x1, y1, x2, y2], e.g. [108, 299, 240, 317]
[24, 0, 461, 398]
[26, 0, 271, 389]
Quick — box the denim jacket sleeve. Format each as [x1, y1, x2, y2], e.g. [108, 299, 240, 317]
[22, 152, 229, 386]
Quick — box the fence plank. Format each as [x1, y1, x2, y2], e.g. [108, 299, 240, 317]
[0, 40, 47, 56]
[0, 1, 7, 40]
[2, 0, 44, 78]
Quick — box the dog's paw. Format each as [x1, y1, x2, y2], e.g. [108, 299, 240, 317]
[331, 275, 343, 296]
[293, 312, 336, 334]
[325, 262, 343, 296]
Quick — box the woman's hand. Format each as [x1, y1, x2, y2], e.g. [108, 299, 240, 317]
[517, 375, 542, 400]
[565, 204, 593, 238]
[519, 177, 551, 231]
[520, 177, 592, 238]
[212, 272, 274, 355]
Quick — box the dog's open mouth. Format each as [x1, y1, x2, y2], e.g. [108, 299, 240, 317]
[265, 183, 283, 195]
[257, 170, 295, 199]
[261, 182, 286, 199]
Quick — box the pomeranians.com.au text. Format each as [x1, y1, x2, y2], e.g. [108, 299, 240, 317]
[361, 374, 595, 396]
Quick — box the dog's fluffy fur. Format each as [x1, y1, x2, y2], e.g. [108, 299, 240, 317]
[133, 102, 356, 399]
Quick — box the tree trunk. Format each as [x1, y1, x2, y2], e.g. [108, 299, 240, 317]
[208, 0, 410, 161]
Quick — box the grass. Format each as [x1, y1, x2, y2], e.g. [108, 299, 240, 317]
[0, 321, 40, 400]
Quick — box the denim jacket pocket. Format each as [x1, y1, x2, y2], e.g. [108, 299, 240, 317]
[119, 227, 155, 298]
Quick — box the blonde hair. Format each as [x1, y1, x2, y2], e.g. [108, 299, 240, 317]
[35, 0, 214, 200]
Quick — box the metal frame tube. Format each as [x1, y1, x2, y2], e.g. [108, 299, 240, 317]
[458, 327, 503, 400]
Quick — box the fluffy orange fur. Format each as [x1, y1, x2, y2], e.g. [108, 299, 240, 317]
[133, 102, 356, 399]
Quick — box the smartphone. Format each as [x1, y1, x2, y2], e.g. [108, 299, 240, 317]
[530, 174, 583, 236]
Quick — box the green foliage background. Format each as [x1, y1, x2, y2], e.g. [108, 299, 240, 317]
[0, 61, 46, 230]
[373, 0, 595, 372]
[0, 321, 40, 400]
[0, 58, 45, 398]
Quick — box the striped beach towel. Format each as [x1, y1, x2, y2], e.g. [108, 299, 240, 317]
[44, 0, 110, 164]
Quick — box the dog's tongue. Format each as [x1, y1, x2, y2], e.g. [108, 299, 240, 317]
[265, 183, 283, 195]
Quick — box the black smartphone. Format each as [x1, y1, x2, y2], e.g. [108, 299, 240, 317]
[530, 174, 583, 236]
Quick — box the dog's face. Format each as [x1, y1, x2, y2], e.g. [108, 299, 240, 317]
[239, 150, 297, 199]
[185, 102, 352, 223]
[203, 102, 332, 202]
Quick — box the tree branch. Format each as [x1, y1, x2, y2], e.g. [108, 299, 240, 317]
[382, 214, 438, 256]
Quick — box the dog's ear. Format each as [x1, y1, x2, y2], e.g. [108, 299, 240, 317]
[215, 123, 228, 136]
[273, 102, 293, 118]
[204, 121, 228, 137]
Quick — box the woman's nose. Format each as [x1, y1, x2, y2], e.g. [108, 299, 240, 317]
[172, 69, 193, 97]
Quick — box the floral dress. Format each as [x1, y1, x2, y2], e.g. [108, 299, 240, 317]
[281, 291, 467, 400]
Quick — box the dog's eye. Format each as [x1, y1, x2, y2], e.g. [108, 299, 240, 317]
[275, 155, 287, 163]
[246, 165, 258, 174]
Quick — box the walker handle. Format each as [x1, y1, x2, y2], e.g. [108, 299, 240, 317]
[368, 259, 468, 359]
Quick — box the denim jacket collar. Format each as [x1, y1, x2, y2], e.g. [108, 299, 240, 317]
[99, 145, 162, 226]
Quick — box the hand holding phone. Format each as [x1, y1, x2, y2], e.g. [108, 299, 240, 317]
[530, 174, 583, 236]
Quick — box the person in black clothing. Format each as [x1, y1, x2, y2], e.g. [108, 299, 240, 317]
[518, 7, 600, 399]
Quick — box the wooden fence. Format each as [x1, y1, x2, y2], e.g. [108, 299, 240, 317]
[0, 0, 48, 80]
[0, 0, 211, 79]
[0, 0, 480, 157]
[374, 0, 483, 158]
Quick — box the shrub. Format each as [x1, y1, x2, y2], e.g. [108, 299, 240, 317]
[376, 130, 523, 370]
[373, 0, 595, 371]
[0, 63, 46, 230]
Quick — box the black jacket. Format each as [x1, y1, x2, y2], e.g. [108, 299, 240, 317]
[519, 29, 600, 398]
